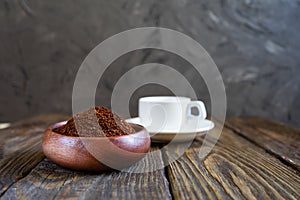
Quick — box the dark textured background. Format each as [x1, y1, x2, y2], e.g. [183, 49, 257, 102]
[1, 0, 300, 128]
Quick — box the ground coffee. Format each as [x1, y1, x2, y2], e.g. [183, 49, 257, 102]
[53, 106, 135, 137]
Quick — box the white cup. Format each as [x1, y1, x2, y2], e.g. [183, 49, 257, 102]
[138, 96, 207, 131]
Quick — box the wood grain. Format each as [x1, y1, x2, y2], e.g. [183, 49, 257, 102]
[0, 115, 68, 196]
[0, 114, 69, 146]
[226, 117, 300, 170]
[1, 115, 300, 199]
[1, 147, 171, 200]
[0, 115, 170, 199]
[164, 127, 300, 200]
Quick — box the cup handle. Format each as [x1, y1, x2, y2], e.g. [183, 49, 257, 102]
[187, 101, 207, 119]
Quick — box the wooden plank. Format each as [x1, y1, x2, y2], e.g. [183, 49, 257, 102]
[9, 114, 70, 128]
[0, 114, 69, 145]
[164, 127, 300, 200]
[0, 115, 171, 199]
[1, 147, 171, 200]
[225, 117, 300, 170]
[0, 133, 43, 195]
[0, 115, 69, 196]
[2, 115, 299, 199]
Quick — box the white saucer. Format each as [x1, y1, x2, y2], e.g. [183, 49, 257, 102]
[126, 117, 214, 143]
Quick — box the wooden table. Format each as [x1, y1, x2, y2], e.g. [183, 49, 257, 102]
[0, 115, 299, 199]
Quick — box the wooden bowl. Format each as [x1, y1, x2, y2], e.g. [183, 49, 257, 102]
[42, 121, 151, 171]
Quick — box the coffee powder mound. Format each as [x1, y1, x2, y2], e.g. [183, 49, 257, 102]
[53, 106, 135, 137]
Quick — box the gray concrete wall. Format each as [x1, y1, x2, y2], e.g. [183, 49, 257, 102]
[1, 0, 300, 128]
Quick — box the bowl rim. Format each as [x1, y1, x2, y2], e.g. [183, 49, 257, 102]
[46, 120, 148, 140]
